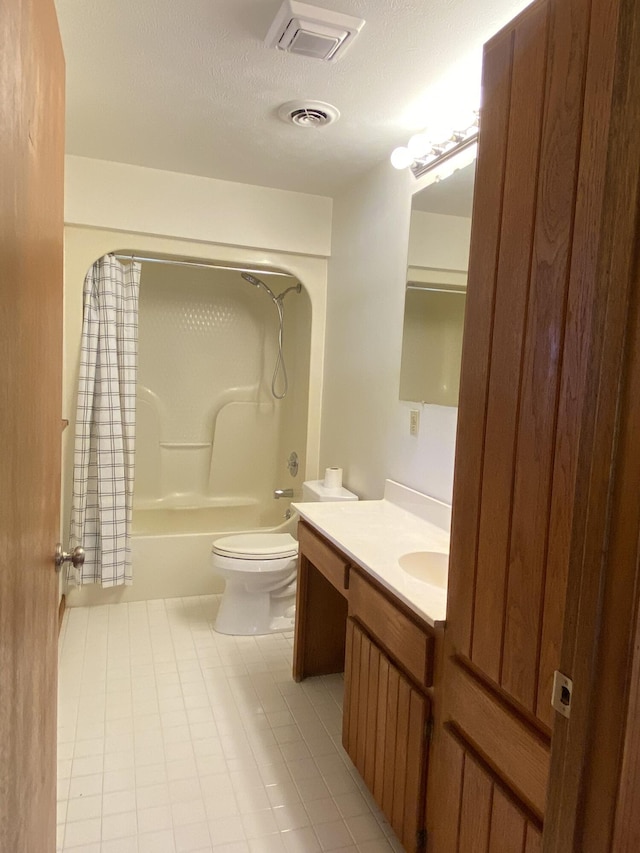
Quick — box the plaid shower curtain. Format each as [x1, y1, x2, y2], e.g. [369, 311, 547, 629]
[69, 255, 141, 586]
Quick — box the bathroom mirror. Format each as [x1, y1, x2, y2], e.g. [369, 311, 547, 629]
[399, 161, 475, 406]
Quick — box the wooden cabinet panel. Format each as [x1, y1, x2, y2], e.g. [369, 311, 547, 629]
[297, 522, 350, 595]
[471, 1, 550, 685]
[293, 549, 348, 681]
[458, 754, 493, 853]
[447, 663, 549, 818]
[435, 0, 599, 845]
[446, 11, 514, 663]
[343, 619, 429, 852]
[458, 749, 542, 853]
[349, 570, 434, 688]
[524, 825, 542, 853]
[489, 789, 527, 853]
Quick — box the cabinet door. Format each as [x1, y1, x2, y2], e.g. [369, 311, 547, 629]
[431, 0, 598, 846]
[343, 618, 429, 852]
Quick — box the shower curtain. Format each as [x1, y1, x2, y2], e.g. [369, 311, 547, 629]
[69, 255, 141, 586]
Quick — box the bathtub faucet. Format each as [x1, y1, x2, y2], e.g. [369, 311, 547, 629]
[273, 488, 294, 499]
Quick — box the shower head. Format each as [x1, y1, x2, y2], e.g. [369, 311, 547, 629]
[241, 271, 278, 302]
[241, 272, 262, 288]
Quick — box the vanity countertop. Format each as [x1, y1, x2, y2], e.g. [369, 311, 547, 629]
[292, 480, 450, 627]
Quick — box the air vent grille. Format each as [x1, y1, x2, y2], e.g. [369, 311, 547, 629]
[290, 108, 330, 127]
[278, 100, 340, 127]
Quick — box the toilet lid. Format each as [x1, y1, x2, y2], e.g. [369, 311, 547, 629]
[212, 532, 299, 560]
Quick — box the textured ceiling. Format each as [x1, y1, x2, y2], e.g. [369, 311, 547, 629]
[55, 0, 532, 197]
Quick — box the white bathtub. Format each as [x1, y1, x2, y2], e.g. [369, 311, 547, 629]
[65, 503, 295, 606]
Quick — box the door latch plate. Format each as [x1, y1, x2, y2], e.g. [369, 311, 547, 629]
[552, 670, 573, 718]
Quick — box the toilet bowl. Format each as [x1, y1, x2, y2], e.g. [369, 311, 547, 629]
[212, 532, 299, 635]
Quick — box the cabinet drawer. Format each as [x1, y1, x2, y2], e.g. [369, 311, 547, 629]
[349, 570, 434, 688]
[298, 522, 349, 596]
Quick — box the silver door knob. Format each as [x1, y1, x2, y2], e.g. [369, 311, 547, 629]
[55, 544, 85, 573]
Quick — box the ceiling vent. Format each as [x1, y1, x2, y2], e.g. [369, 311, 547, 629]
[265, 0, 365, 62]
[278, 100, 340, 127]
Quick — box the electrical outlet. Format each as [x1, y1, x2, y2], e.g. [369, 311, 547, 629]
[410, 409, 420, 436]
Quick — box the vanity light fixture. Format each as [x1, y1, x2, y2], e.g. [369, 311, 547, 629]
[391, 113, 479, 180]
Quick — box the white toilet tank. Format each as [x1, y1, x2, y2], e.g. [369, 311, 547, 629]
[301, 480, 359, 502]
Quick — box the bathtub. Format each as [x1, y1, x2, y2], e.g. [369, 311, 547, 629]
[65, 502, 296, 606]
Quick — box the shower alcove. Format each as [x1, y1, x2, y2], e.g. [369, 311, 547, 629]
[133, 256, 311, 592]
[64, 238, 315, 605]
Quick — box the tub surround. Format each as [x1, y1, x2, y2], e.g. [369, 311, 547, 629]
[292, 479, 450, 626]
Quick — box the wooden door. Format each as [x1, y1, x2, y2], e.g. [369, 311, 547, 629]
[343, 619, 430, 852]
[0, 0, 65, 850]
[428, 0, 601, 847]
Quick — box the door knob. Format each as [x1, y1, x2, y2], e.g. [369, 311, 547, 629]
[54, 544, 85, 573]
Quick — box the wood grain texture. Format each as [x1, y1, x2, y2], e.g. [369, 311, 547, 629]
[612, 582, 640, 852]
[382, 665, 400, 819]
[404, 690, 428, 851]
[0, 0, 64, 849]
[471, 1, 550, 685]
[343, 620, 429, 851]
[458, 754, 493, 853]
[543, 0, 640, 849]
[488, 788, 527, 853]
[500, 0, 592, 715]
[534, 0, 618, 730]
[447, 26, 514, 660]
[447, 661, 549, 818]
[364, 639, 380, 791]
[426, 729, 465, 852]
[391, 678, 411, 836]
[373, 654, 390, 805]
[525, 825, 542, 853]
[349, 570, 433, 688]
[292, 551, 347, 680]
[297, 522, 349, 595]
[347, 619, 362, 756]
[342, 618, 354, 754]
[356, 631, 370, 774]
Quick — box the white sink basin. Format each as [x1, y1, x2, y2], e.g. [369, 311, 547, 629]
[398, 550, 449, 588]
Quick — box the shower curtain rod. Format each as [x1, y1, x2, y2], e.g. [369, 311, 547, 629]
[113, 254, 296, 278]
[407, 283, 466, 294]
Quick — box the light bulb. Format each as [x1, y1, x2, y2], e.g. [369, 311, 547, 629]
[390, 146, 414, 170]
[407, 132, 431, 158]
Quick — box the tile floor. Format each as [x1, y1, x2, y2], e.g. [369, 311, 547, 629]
[57, 595, 403, 852]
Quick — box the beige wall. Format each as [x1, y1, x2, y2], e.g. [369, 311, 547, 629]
[65, 156, 333, 256]
[320, 161, 471, 503]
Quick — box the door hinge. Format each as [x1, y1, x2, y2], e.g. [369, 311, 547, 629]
[417, 828, 427, 850]
[425, 717, 434, 743]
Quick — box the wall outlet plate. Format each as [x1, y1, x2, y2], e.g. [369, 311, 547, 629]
[409, 409, 420, 436]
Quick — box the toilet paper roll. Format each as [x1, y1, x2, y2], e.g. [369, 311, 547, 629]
[324, 467, 343, 490]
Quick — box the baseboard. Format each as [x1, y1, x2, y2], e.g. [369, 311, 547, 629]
[58, 594, 66, 635]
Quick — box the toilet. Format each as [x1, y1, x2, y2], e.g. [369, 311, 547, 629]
[212, 480, 358, 635]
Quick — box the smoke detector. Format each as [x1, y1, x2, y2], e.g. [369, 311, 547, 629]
[265, 0, 365, 62]
[278, 100, 340, 128]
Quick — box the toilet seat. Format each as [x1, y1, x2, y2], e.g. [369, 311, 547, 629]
[212, 532, 298, 561]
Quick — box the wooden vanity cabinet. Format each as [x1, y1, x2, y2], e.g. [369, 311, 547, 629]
[293, 521, 437, 851]
[293, 521, 349, 681]
[344, 568, 437, 853]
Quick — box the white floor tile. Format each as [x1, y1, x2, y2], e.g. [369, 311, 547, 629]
[57, 596, 399, 853]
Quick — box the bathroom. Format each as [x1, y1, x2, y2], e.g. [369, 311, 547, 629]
[54, 0, 478, 838]
[4, 0, 638, 850]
